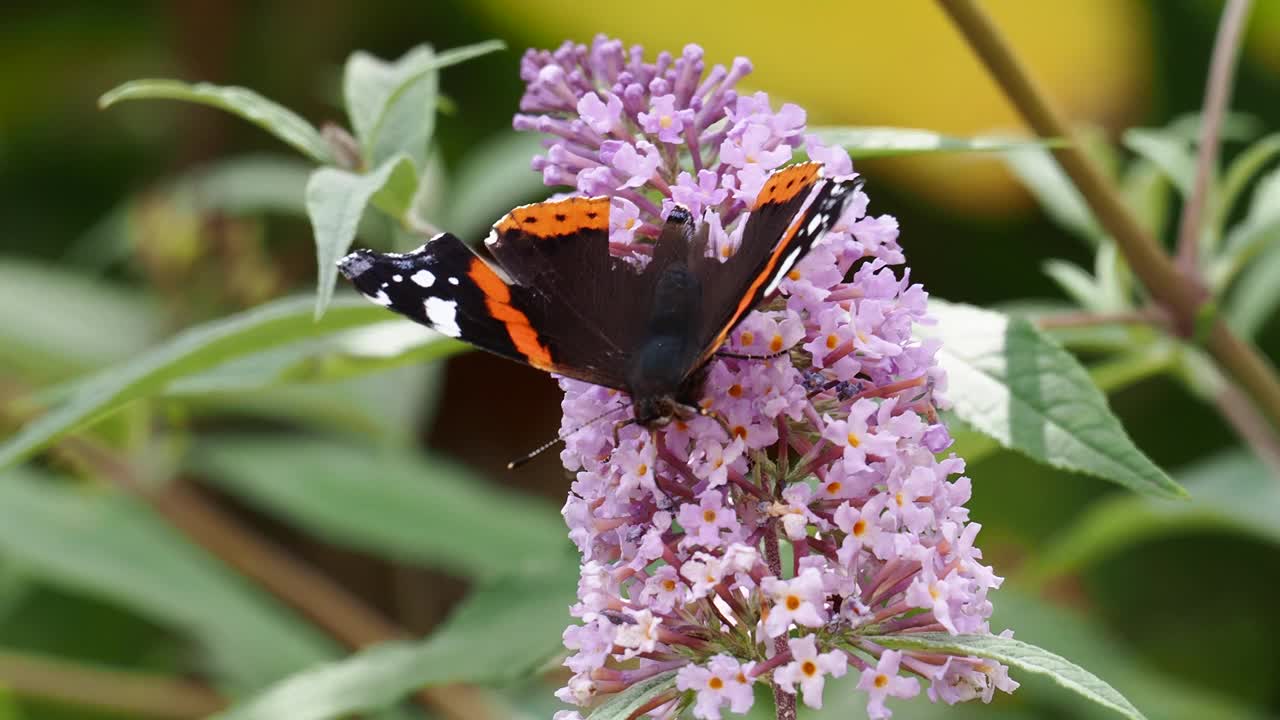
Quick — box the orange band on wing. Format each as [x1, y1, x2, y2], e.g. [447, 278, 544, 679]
[494, 196, 610, 238]
[751, 162, 821, 209]
[467, 259, 555, 369]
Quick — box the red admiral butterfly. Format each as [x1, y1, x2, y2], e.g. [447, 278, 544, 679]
[339, 162, 860, 430]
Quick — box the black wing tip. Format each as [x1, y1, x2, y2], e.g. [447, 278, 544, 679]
[337, 248, 377, 280]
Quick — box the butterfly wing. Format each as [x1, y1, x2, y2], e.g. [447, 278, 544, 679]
[339, 197, 652, 390]
[688, 162, 862, 368]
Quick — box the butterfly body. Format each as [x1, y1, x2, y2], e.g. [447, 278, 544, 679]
[339, 162, 861, 429]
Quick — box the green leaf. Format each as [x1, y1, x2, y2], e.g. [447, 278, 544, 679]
[0, 296, 401, 471]
[344, 40, 504, 170]
[443, 131, 548, 239]
[1029, 451, 1280, 582]
[306, 154, 417, 318]
[1004, 147, 1103, 243]
[1214, 166, 1280, 293]
[1226, 241, 1280, 337]
[0, 258, 163, 377]
[1042, 259, 1109, 312]
[865, 632, 1147, 720]
[213, 570, 575, 720]
[1122, 129, 1194, 195]
[808, 126, 1058, 158]
[99, 80, 333, 164]
[190, 437, 573, 578]
[1120, 158, 1174, 239]
[0, 467, 337, 691]
[989, 588, 1258, 720]
[917, 301, 1184, 498]
[174, 154, 314, 217]
[1215, 131, 1280, 233]
[165, 320, 464, 395]
[586, 670, 679, 720]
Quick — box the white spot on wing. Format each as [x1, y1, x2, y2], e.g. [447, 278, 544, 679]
[764, 246, 805, 295]
[448, 277, 460, 285]
[371, 290, 392, 306]
[806, 213, 825, 235]
[392, 274, 403, 282]
[424, 297, 461, 337]
[411, 270, 436, 287]
[484, 228, 499, 247]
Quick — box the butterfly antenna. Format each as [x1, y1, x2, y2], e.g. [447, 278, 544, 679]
[507, 435, 565, 470]
[507, 404, 631, 470]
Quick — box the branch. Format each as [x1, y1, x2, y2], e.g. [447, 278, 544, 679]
[0, 649, 223, 718]
[1176, 0, 1252, 275]
[936, 0, 1280, 444]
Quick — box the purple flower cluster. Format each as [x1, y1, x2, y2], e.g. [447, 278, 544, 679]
[516, 36, 1017, 720]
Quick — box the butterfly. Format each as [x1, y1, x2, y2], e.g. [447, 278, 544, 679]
[339, 161, 861, 431]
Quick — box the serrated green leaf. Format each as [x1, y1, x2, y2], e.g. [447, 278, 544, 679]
[306, 154, 418, 318]
[865, 632, 1146, 720]
[190, 437, 573, 578]
[1004, 147, 1104, 243]
[344, 40, 504, 170]
[917, 301, 1183, 498]
[586, 670, 679, 720]
[1029, 450, 1280, 582]
[0, 467, 337, 691]
[1122, 129, 1194, 195]
[99, 80, 333, 164]
[808, 126, 1057, 158]
[212, 570, 575, 720]
[0, 296, 400, 471]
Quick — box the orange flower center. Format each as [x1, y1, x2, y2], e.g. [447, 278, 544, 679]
[732, 426, 748, 440]
[740, 330, 755, 345]
[770, 335, 784, 352]
[636, 463, 648, 476]
[874, 674, 889, 689]
[802, 661, 818, 677]
[708, 676, 724, 690]
[847, 432, 861, 448]
[826, 333, 839, 349]
[785, 595, 801, 611]
[703, 509, 718, 523]
[728, 383, 743, 398]
[853, 519, 868, 537]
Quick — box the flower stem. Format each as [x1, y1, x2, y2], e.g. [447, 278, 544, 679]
[1176, 0, 1253, 275]
[762, 519, 798, 720]
[936, 0, 1280, 446]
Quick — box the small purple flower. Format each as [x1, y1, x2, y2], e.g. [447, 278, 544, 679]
[516, 35, 1014, 720]
[859, 651, 923, 720]
[639, 94, 695, 144]
[774, 634, 849, 709]
[676, 655, 757, 720]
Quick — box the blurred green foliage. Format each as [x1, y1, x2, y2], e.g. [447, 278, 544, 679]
[1, 2, 1280, 719]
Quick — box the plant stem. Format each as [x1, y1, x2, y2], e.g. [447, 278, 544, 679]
[0, 649, 224, 718]
[936, 0, 1280, 443]
[1176, 0, 1253, 275]
[762, 520, 797, 720]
